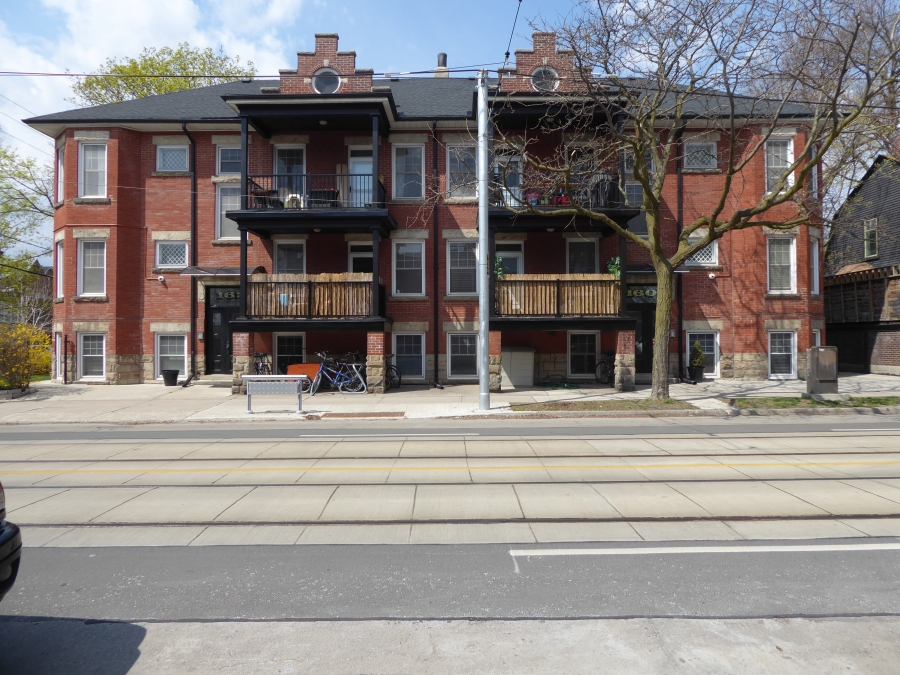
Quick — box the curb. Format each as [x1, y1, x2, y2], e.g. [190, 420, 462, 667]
[444, 405, 900, 420]
[0, 388, 33, 401]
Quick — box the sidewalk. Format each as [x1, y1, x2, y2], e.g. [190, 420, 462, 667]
[0, 373, 898, 424]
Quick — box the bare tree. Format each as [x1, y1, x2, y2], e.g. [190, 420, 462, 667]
[491, 0, 900, 399]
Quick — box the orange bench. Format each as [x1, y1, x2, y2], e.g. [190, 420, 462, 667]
[286, 363, 320, 379]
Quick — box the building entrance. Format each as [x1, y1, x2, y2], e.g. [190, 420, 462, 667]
[206, 287, 241, 375]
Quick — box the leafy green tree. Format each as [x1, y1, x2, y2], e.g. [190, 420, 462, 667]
[69, 43, 256, 107]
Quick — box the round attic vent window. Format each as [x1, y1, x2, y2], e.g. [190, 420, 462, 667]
[531, 66, 559, 92]
[312, 69, 341, 94]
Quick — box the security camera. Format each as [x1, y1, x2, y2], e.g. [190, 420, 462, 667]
[157, 276, 165, 282]
[708, 273, 716, 280]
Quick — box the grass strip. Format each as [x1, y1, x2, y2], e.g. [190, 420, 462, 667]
[729, 396, 900, 409]
[510, 398, 696, 412]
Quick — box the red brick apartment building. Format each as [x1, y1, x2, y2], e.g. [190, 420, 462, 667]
[25, 32, 825, 391]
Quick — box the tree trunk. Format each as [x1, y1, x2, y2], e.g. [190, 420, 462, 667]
[649, 264, 674, 400]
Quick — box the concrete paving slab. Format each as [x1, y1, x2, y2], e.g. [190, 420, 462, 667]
[848, 479, 900, 504]
[297, 524, 411, 544]
[0, 444, 75, 461]
[538, 457, 646, 482]
[726, 519, 868, 540]
[180, 442, 279, 459]
[18, 526, 72, 547]
[645, 438, 737, 454]
[9, 487, 153, 524]
[623, 456, 750, 482]
[466, 457, 552, 483]
[712, 456, 823, 480]
[525, 439, 600, 456]
[529, 521, 642, 542]
[514, 483, 620, 519]
[464, 440, 535, 457]
[190, 525, 305, 546]
[399, 440, 467, 457]
[630, 520, 743, 541]
[322, 441, 404, 458]
[318, 485, 416, 521]
[2, 487, 68, 509]
[31, 444, 145, 461]
[47, 525, 205, 547]
[214, 486, 335, 522]
[796, 454, 900, 479]
[106, 443, 213, 461]
[413, 484, 524, 520]
[670, 482, 829, 518]
[92, 486, 253, 523]
[585, 438, 665, 455]
[297, 458, 395, 484]
[386, 458, 470, 484]
[592, 483, 712, 519]
[256, 442, 336, 459]
[29, 460, 172, 487]
[840, 518, 900, 537]
[211, 460, 315, 486]
[772, 480, 900, 515]
[120, 459, 250, 486]
[711, 437, 796, 453]
[409, 523, 535, 544]
[0, 461, 96, 487]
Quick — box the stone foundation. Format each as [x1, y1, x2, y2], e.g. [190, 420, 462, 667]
[366, 354, 385, 393]
[489, 354, 501, 392]
[721, 352, 769, 380]
[614, 353, 636, 391]
[535, 353, 567, 383]
[107, 354, 142, 385]
[231, 355, 251, 394]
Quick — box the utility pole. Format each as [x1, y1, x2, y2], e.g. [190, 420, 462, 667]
[477, 69, 490, 411]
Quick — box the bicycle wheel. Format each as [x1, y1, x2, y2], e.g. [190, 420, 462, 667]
[310, 371, 323, 395]
[595, 361, 611, 384]
[340, 366, 367, 393]
[386, 365, 401, 390]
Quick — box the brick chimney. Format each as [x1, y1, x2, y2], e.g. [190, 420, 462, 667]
[279, 34, 374, 94]
[499, 31, 577, 94]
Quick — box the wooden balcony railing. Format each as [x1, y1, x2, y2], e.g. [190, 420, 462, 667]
[495, 274, 621, 317]
[248, 273, 382, 319]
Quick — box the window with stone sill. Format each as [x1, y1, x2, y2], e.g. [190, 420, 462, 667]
[686, 236, 718, 266]
[156, 146, 188, 172]
[156, 241, 188, 268]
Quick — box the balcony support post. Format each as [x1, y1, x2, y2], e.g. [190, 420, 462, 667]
[371, 228, 380, 318]
[239, 228, 248, 318]
[619, 232, 628, 315]
[371, 115, 380, 205]
[240, 116, 249, 210]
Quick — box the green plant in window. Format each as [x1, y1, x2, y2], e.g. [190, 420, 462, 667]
[690, 341, 706, 368]
[493, 256, 505, 279]
[606, 256, 621, 278]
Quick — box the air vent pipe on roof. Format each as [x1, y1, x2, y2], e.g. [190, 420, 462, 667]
[435, 53, 449, 78]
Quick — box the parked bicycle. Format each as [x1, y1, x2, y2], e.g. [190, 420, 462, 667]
[594, 353, 613, 384]
[384, 354, 401, 391]
[253, 352, 272, 375]
[310, 351, 367, 394]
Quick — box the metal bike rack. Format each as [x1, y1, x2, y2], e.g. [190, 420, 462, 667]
[241, 375, 308, 414]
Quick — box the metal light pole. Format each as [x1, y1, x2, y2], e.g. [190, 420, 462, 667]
[477, 70, 490, 411]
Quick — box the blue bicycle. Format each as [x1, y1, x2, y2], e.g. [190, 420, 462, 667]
[309, 351, 367, 395]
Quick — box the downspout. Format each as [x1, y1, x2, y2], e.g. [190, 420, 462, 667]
[182, 122, 197, 386]
[675, 124, 686, 382]
[432, 121, 442, 388]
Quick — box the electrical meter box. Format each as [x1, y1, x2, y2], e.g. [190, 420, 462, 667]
[806, 346, 839, 395]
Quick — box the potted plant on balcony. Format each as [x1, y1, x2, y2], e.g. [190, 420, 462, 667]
[688, 341, 706, 383]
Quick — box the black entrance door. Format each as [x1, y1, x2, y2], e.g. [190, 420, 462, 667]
[206, 287, 241, 375]
[627, 284, 658, 375]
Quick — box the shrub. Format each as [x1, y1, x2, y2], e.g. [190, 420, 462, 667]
[690, 341, 706, 368]
[0, 323, 51, 390]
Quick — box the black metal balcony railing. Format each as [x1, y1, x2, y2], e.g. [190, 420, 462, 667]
[248, 174, 385, 210]
[247, 274, 385, 319]
[495, 275, 621, 317]
[490, 173, 622, 209]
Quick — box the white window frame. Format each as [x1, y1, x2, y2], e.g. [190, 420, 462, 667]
[447, 332, 480, 379]
[54, 332, 63, 380]
[77, 239, 106, 297]
[78, 142, 107, 197]
[683, 141, 718, 169]
[495, 241, 524, 275]
[447, 240, 479, 296]
[155, 241, 188, 269]
[274, 241, 306, 274]
[312, 68, 341, 95]
[685, 331, 720, 378]
[392, 144, 426, 200]
[55, 241, 64, 298]
[765, 137, 795, 194]
[392, 240, 425, 297]
[273, 144, 307, 175]
[217, 146, 242, 175]
[56, 145, 65, 202]
[155, 145, 189, 173]
[347, 242, 373, 273]
[274, 332, 307, 375]
[810, 237, 821, 296]
[566, 238, 600, 274]
[393, 332, 426, 380]
[768, 330, 798, 380]
[767, 236, 796, 294]
[78, 333, 105, 381]
[864, 218, 878, 258]
[567, 331, 600, 379]
[686, 233, 718, 266]
[812, 329, 822, 347]
[492, 150, 523, 205]
[216, 184, 242, 239]
[155, 333, 188, 380]
[446, 143, 477, 199]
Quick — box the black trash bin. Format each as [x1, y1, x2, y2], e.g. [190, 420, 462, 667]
[161, 369, 179, 386]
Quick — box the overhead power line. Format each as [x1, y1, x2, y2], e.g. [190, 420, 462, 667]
[0, 128, 55, 157]
[504, 0, 524, 69]
[0, 92, 38, 116]
[0, 260, 51, 277]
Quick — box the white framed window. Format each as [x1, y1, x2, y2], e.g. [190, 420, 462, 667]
[274, 145, 306, 175]
[531, 66, 559, 92]
[394, 333, 425, 379]
[812, 329, 822, 347]
[54, 332, 63, 380]
[312, 68, 341, 95]
[393, 240, 425, 296]
[217, 185, 241, 239]
[78, 333, 105, 380]
[765, 138, 794, 193]
[156, 334, 187, 379]
[448, 333, 478, 378]
[393, 145, 425, 199]
[274, 333, 306, 375]
[624, 148, 655, 178]
[156, 241, 188, 269]
[217, 146, 241, 175]
[624, 183, 644, 207]
[566, 238, 599, 274]
[568, 331, 599, 378]
[686, 234, 718, 266]
[810, 238, 821, 295]
[767, 236, 796, 293]
[275, 242, 305, 274]
[683, 141, 718, 169]
[448, 241, 477, 295]
[56, 145, 65, 202]
[447, 144, 476, 198]
[55, 241, 64, 298]
[686, 331, 720, 377]
[348, 243, 374, 274]
[492, 150, 523, 204]
[348, 147, 374, 207]
[864, 218, 878, 258]
[156, 145, 188, 172]
[768, 331, 797, 379]
[78, 143, 106, 197]
[496, 241, 524, 275]
[77, 239, 105, 296]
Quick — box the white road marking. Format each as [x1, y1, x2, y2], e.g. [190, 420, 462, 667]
[831, 429, 900, 432]
[510, 543, 900, 558]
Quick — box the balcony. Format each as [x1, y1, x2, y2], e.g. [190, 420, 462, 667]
[230, 273, 389, 333]
[491, 274, 635, 331]
[491, 173, 621, 210]
[248, 174, 385, 210]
